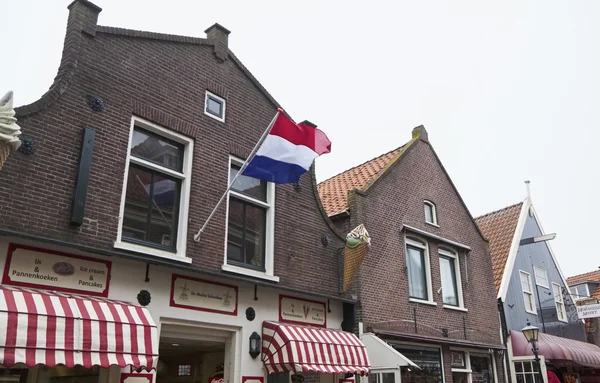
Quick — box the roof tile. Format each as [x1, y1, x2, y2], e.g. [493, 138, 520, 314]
[475, 203, 523, 294]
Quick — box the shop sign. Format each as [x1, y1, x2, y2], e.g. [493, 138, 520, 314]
[451, 351, 466, 368]
[242, 377, 264, 383]
[279, 295, 326, 327]
[577, 303, 600, 319]
[170, 274, 238, 315]
[120, 373, 153, 383]
[2, 243, 111, 296]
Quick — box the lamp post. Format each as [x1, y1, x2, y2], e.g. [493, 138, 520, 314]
[521, 321, 542, 382]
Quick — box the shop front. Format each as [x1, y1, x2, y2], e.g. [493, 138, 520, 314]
[359, 326, 501, 383]
[0, 240, 370, 383]
[509, 330, 600, 383]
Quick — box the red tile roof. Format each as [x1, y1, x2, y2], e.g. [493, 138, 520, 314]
[475, 202, 523, 295]
[317, 145, 408, 216]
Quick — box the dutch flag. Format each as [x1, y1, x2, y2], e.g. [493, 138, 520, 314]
[242, 110, 332, 184]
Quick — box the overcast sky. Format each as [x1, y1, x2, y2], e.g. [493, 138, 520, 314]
[3, 1, 598, 279]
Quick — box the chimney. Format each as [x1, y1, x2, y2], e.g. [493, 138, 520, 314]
[299, 120, 317, 128]
[411, 125, 428, 142]
[67, 0, 102, 37]
[205, 23, 231, 62]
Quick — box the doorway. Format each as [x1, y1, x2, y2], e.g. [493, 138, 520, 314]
[157, 323, 235, 383]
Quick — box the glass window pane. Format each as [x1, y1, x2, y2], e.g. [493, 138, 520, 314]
[407, 245, 427, 300]
[516, 375, 525, 383]
[524, 293, 534, 312]
[471, 355, 493, 383]
[227, 198, 245, 263]
[207, 96, 223, 117]
[148, 174, 178, 247]
[381, 373, 395, 383]
[230, 165, 267, 201]
[514, 362, 523, 373]
[122, 165, 180, 249]
[368, 374, 378, 383]
[424, 204, 434, 223]
[131, 128, 183, 172]
[396, 347, 442, 383]
[523, 362, 532, 372]
[227, 198, 266, 270]
[123, 166, 152, 242]
[440, 256, 458, 306]
[244, 203, 266, 268]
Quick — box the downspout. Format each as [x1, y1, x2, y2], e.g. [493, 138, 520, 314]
[498, 298, 510, 383]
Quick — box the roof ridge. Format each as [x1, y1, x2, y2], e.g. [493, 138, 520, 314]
[474, 201, 523, 221]
[318, 144, 406, 186]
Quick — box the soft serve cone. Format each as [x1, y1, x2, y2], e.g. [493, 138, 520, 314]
[0, 91, 22, 169]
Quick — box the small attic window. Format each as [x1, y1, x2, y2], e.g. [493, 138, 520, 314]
[205, 91, 226, 122]
[424, 200, 437, 225]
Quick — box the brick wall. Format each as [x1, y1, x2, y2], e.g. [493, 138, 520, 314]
[0, 1, 344, 297]
[344, 137, 501, 346]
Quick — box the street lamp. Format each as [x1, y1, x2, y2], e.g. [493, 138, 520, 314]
[521, 321, 542, 382]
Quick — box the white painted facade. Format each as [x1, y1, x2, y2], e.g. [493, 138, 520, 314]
[0, 238, 346, 383]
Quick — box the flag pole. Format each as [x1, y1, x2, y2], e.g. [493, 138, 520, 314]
[193, 108, 282, 242]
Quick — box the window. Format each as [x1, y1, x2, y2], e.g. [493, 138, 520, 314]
[204, 91, 226, 122]
[514, 360, 540, 383]
[451, 350, 495, 383]
[570, 284, 590, 300]
[395, 346, 443, 383]
[405, 238, 431, 301]
[224, 157, 276, 281]
[177, 365, 191, 376]
[439, 249, 464, 308]
[424, 200, 437, 225]
[368, 372, 396, 383]
[533, 266, 549, 288]
[520, 271, 537, 314]
[553, 283, 567, 322]
[116, 118, 194, 262]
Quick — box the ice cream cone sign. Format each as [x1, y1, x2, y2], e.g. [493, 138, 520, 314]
[0, 91, 22, 169]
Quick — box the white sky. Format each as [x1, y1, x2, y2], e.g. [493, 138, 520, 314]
[3, 0, 599, 279]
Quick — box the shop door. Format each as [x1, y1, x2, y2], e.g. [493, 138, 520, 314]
[157, 336, 226, 383]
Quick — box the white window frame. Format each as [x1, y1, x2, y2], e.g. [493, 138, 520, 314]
[439, 248, 467, 311]
[115, 116, 194, 263]
[510, 356, 546, 383]
[449, 347, 498, 383]
[519, 270, 537, 315]
[222, 156, 278, 282]
[533, 266, 549, 289]
[405, 237, 435, 305]
[424, 200, 438, 226]
[570, 284, 591, 300]
[552, 282, 568, 322]
[204, 91, 226, 122]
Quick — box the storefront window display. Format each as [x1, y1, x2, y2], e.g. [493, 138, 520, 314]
[395, 346, 443, 383]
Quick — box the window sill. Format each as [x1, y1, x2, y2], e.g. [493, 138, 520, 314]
[114, 241, 192, 264]
[222, 264, 280, 282]
[204, 110, 225, 122]
[409, 298, 438, 306]
[524, 309, 538, 315]
[425, 222, 440, 228]
[443, 305, 468, 312]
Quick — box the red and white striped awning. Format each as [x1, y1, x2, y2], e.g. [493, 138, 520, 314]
[262, 321, 371, 375]
[0, 285, 158, 369]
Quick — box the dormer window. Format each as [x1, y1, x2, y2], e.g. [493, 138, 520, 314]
[570, 284, 590, 300]
[424, 200, 437, 225]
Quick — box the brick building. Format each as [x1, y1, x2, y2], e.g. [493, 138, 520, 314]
[319, 127, 504, 383]
[0, 1, 371, 383]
